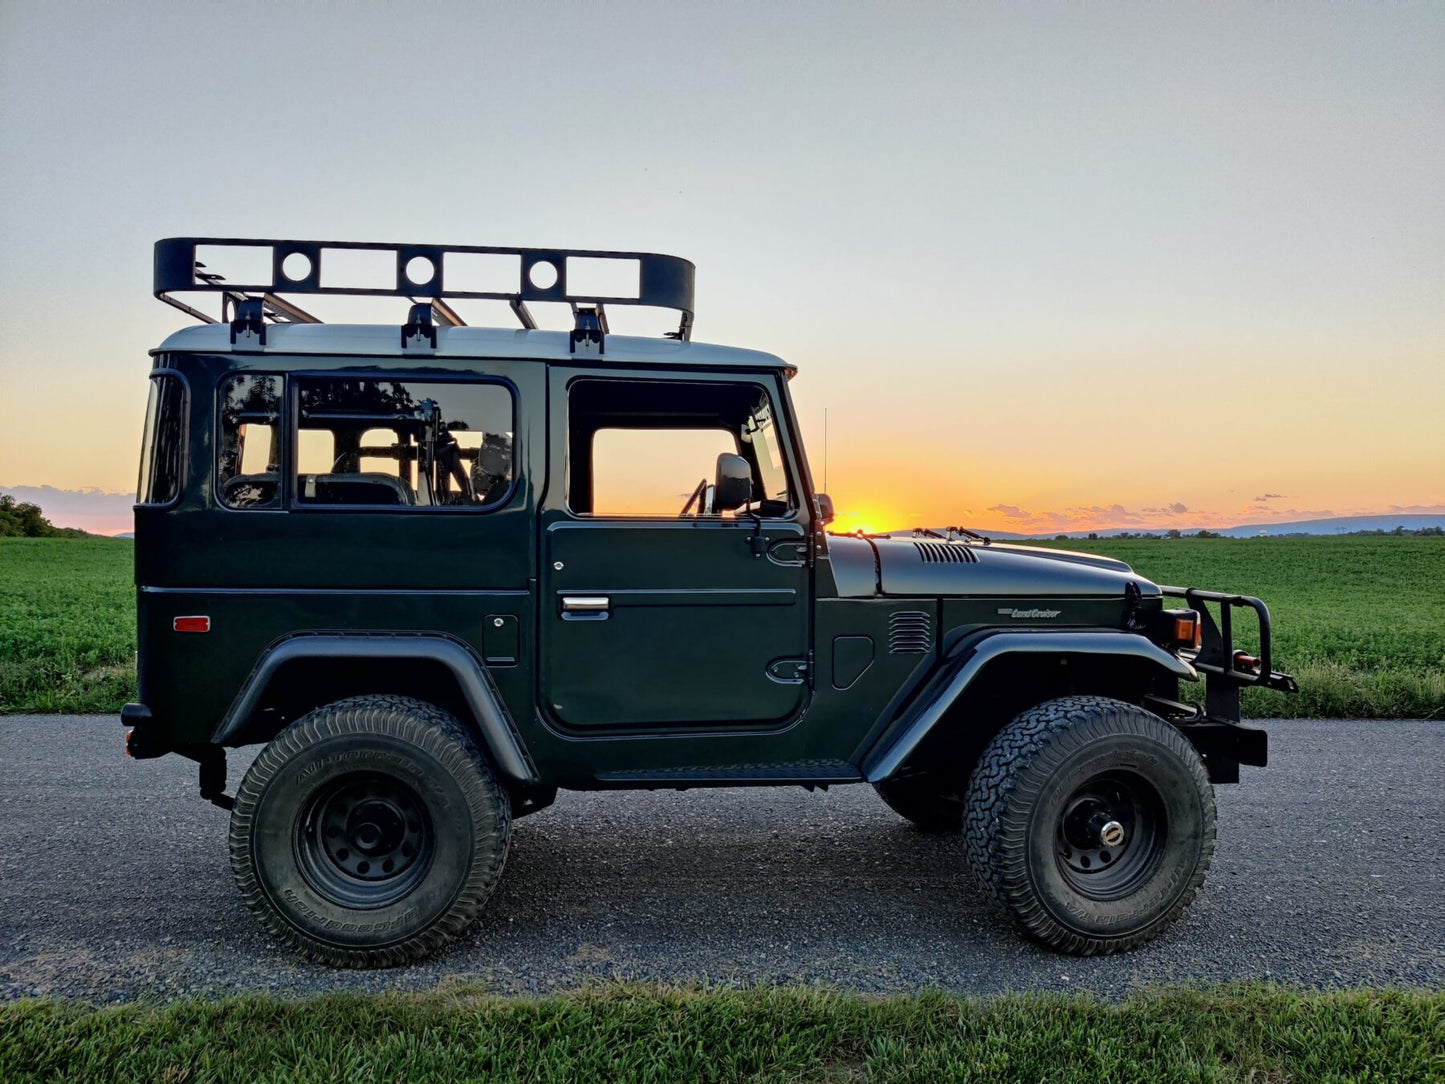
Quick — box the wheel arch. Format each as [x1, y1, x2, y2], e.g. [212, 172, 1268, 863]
[860, 631, 1195, 784]
[212, 633, 538, 785]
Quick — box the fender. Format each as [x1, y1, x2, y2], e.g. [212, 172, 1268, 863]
[211, 632, 538, 785]
[860, 629, 1195, 783]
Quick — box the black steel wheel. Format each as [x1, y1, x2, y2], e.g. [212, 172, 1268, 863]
[1054, 771, 1166, 901]
[964, 695, 1215, 955]
[229, 695, 511, 968]
[296, 771, 436, 908]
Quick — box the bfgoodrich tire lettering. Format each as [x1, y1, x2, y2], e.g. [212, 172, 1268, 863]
[963, 695, 1215, 955]
[229, 695, 511, 967]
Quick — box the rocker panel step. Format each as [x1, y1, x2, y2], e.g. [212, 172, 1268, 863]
[594, 759, 861, 785]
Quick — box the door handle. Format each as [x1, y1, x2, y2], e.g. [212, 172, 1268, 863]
[561, 596, 610, 616]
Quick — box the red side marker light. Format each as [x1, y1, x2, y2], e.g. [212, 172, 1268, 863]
[173, 616, 211, 633]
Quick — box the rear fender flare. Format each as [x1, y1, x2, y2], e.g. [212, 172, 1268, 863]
[211, 633, 538, 785]
[861, 630, 1195, 783]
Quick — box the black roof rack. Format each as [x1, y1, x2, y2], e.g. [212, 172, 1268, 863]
[154, 237, 696, 341]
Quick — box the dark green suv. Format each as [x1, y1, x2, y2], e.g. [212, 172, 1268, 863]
[125, 237, 1296, 967]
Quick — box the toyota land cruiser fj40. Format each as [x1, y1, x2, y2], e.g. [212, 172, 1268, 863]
[125, 237, 1297, 966]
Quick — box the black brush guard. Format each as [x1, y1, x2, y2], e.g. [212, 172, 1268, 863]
[1151, 587, 1298, 783]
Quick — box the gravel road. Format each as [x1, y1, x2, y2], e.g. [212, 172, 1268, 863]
[1, 716, 1440, 1003]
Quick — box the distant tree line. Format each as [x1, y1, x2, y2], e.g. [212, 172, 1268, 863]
[0, 494, 86, 537]
[1052, 526, 1441, 541]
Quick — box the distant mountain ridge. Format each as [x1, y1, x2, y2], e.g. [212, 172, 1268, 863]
[1204, 514, 1445, 538]
[909, 513, 1445, 540]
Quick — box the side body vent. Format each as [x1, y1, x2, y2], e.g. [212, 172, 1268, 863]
[888, 610, 933, 654]
[912, 541, 978, 564]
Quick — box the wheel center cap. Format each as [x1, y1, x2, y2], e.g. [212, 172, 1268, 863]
[1099, 820, 1126, 847]
[348, 800, 404, 854]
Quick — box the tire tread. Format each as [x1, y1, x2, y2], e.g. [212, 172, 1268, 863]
[229, 694, 511, 968]
[962, 695, 1215, 955]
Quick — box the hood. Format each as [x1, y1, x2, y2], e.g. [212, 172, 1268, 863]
[827, 534, 1157, 599]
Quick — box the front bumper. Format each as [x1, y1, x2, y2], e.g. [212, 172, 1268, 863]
[1163, 586, 1299, 714]
[1151, 586, 1298, 783]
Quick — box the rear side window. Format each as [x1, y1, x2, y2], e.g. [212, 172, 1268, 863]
[137, 374, 185, 505]
[295, 377, 514, 508]
[218, 374, 283, 509]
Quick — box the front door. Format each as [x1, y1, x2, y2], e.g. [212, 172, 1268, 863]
[539, 371, 811, 732]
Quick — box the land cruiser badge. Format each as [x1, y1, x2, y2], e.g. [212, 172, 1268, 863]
[998, 607, 1062, 619]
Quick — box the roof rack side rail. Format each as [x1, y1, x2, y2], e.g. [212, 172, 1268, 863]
[154, 237, 695, 340]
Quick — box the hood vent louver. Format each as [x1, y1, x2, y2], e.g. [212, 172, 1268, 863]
[912, 541, 978, 564]
[888, 610, 933, 654]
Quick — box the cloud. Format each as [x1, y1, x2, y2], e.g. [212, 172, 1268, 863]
[1142, 502, 1189, 516]
[0, 484, 134, 535]
[1065, 503, 1143, 525]
[1388, 503, 1445, 514]
[987, 504, 1031, 520]
[1253, 493, 1286, 502]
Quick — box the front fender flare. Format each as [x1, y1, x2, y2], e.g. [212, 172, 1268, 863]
[860, 630, 1195, 783]
[211, 633, 538, 785]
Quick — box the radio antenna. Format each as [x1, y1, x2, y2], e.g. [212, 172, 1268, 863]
[823, 407, 828, 492]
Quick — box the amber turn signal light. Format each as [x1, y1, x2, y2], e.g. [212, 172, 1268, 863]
[1157, 609, 1202, 651]
[1173, 613, 1200, 650]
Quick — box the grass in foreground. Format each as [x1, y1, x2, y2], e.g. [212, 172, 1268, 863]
[1, 984, 1439, 1083]
[1, 534, 1441, 717]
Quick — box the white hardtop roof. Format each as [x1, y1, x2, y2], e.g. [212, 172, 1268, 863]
[154, 323, 795, 373]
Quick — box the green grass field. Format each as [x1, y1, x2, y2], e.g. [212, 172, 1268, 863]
[0, 538, 135, 713]
[1, 534, 1441, 717]
[1, 985, 1439, 1083]
[1025, 535, 1445, 718]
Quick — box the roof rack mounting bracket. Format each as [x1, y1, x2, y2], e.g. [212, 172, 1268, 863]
[570, 305, 606, 355]
[402, 302, 437, 351]
[229, 298, 266, 350]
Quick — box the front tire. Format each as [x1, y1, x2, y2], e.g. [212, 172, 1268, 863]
[229, 695, 511, 967]
[964, 695, 1214, 955]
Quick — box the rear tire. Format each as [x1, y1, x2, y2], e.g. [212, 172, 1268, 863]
[963, 695, 1214, 955]
[873, 776, 963, 833]
[229, 695, 511, 968]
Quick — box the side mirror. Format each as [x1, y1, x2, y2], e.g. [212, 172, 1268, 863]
[815, 492, 836, 525]
[713, 453, 753, 512]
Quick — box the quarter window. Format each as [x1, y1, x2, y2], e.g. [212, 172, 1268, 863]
[218, 374, 283, 509]
[294, 378, 514, 508]
[137, 374, 185, 505]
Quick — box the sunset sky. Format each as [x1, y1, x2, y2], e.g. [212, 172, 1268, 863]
[1, 2, 1441, 536]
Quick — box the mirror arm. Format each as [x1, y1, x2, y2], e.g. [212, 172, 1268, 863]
[746, 506, 767, 558]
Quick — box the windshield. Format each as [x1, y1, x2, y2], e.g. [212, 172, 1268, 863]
[743, 394, 788, 504]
